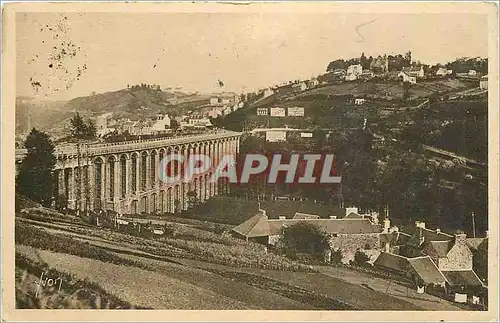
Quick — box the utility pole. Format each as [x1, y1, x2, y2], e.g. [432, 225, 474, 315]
[471, 212, 476, 238]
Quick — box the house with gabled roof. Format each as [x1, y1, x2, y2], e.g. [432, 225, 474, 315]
[374, 253, 447, 290]
[394, 221, 486, 301]
[402, 66, 425, 78]
[232, 208, 387, 263]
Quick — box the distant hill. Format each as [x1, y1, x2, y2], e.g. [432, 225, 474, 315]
[16, 86, 210, 136]
[64, 87, 210, 120]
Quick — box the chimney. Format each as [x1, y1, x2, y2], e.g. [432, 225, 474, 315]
[436, 228, 441, 234]
[346, 207, 358, 216]
[389, 226, 399, 233]
[455, 233, 467, 245]
[383, 218, 390, 233]
[371, 212, 379, 225]
[330, 216, 337, 219]
[419, 227, 425, 245]
[415, 221, 426, 229]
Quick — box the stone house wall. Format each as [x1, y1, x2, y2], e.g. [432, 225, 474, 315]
[329, 233, 381, 264]
[438, 243, 473, 271]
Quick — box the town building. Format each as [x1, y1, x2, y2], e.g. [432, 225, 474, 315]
[95, 113, 114, 137]
[151, 114, 171, 134]
[480, 75, 488, 90]
[210, 92, 239, 105]
[401, 66, 425, 78]
[380, 221, 486, 302]
[345, 64, 363, 81]
[354, 98, 366, 105]
[187, 116, 213, 128]
[292, 82, 307, 92]
[374, 253, 447, 291]
[468, 70, 477, 76]
[435, 67, 448, 77]
[263, 88, 275, 98]
[307, 78, 320, 88]
[232, 208, 386, 263]
[398, 71, 417, 84]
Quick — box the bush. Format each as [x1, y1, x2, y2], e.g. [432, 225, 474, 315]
[279, 222, 330, 256]
[331, 249, 342, 264]
[353, 250, 370, 267]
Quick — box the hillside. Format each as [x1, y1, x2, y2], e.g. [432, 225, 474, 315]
[64, 87, 210, 120]
[218, 79, 475, 132]
[16, 87, 210, 136]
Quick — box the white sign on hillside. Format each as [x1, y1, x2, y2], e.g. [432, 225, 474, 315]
[266, 131, 287, 142]
[287, 107, 304, 116]
[270, 107, 286, 117]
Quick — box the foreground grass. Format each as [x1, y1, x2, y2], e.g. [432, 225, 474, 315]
[15, 252, 143, 309]
[17, 245, 252, 309]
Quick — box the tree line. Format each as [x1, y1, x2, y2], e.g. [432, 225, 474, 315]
[326, 52, 488, 75]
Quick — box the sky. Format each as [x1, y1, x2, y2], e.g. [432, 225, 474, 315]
[16, 12, 488, 100]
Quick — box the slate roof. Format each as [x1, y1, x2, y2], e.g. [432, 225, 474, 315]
[267, 218, 380, 236]
[408, 257, 447, 284]
[424, 240, 454, 258]
[231, 212, 270, 238]
[380, 231, 412, 246]
[374, 252, 409, 272]
[292, 212, 320, 219]
[442, 270, 483, 287]
[344, 212, 363, 219]
[406, 227, 453, 247]
[375, 253, 447, 285]
[466, 238, 486, 251]
[232, 213, 382, 238]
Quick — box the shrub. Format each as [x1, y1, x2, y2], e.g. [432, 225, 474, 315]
[353, 250, 370, 267]
[278, 222, 330, 256]
[331, 249, 343, 264]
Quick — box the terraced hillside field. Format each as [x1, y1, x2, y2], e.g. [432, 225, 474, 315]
[14, 210, 467, 311]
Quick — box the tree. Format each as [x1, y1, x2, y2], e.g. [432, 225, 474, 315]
[187, 190, 198, 208]
[279, 222, 330, 256]
[404, 51, 412, 65]
[16, 128, 56, 207]
[327, 59, 346, 72]
[69, 113, 96, 140]
[403, 81, 411, 100]
[354, 250, 370, 267]
[170, 119, 180, 131]
[360, 52, 370, 70]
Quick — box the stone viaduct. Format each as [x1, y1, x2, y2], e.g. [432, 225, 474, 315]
[16, 130, 242, 215]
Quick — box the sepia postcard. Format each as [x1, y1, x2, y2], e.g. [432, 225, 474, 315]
[1, 1, 499, 322]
